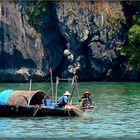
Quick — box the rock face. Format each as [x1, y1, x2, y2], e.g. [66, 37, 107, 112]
[55, 1, 126, 80]
[0, 2, 45, 81]
[0, 1, 64, 82]
[0, 1, 139, 82]
[0, 3, 43, 68]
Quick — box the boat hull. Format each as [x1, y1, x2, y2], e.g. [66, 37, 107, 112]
[0, 104, 78, 117]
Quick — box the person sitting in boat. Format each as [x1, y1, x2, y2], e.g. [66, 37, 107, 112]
[79, 91, 92, 107]
[57, 91, 71, 108]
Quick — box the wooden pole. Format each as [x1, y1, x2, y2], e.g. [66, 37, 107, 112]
[69, 76, 76, 103]
[50, 71, 54, 102]
[29, 79, 32, 91]
[75, 76, 81, 106]
[28, 78, 32, 106]
[75, 76, 80, 100]
[55, 77, 59, 104]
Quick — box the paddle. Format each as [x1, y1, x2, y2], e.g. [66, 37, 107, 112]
[33, 88, 52, 117]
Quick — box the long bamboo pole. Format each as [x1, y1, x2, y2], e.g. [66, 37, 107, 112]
[69, 76, 76, 103]
[50, 69, 54, 102]
[29, 79, 32, 91]
[28, 78, 32, 106]
[55, 77, 59, 104]
[75, 77, 80, 100]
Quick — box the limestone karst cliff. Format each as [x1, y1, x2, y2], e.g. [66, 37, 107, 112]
[0, 1, 139, 82]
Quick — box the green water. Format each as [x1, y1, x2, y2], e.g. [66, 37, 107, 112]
[0, 82, 140, 138]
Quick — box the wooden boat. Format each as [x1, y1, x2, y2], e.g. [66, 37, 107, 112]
[0, 90, 81, 117]
[0, 104, 78, 117]
[0, 75, 94, 117]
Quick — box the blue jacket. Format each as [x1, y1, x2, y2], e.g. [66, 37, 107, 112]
[57, 95, 69, 107]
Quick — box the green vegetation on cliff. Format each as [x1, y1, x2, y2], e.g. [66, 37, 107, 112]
[121, 25, 140, 69]
[24, 0, 48, 30]
[120, 2, 140, 70]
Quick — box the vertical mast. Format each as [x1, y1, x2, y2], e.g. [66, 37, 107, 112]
[49, 66, 54, 102]
[55, 77, 59, 103]
[29, 79, 32, 91]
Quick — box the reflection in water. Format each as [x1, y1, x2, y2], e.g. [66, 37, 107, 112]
[0, 82, 140, 138]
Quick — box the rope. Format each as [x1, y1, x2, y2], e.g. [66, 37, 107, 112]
[69, 75, 79, 103]
[69, 83, 76, 103]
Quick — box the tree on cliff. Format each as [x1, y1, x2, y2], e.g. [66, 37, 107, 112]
[121, 24, 140, 69]
[120, 2, 140, 70]
[24, 0, 48, 30]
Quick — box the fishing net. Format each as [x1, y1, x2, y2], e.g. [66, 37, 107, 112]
[64, 105, 84, 116]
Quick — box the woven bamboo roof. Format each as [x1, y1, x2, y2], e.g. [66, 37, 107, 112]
[7, 90, 50, 106]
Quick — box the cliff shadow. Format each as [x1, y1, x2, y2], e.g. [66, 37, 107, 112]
[0, 49, 36, 69]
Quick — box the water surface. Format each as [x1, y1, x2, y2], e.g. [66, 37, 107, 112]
[0, 82, 139, 138]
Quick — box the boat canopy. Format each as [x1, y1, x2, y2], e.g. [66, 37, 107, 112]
[0, 90, 14, 104]
[0, 90, 50, 106]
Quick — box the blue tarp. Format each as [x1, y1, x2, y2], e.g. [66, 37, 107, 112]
[0, 89, 14, 104]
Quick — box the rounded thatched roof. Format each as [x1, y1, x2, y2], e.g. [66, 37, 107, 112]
[7, 90, 50, 106]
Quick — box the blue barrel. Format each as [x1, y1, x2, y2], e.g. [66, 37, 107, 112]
[44, 99, 51, 106]
[49, 103, 56, 107]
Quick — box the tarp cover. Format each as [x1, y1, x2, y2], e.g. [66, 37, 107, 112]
[0, 89, 14, 104]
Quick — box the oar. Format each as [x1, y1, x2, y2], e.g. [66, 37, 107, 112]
[32, 105, 41, 117]
[33, 88, 52, 117]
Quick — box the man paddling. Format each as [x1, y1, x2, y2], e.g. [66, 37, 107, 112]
[79, 91, 92, 108]
[57, 91, 71, 107]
